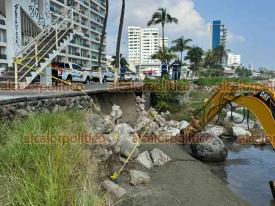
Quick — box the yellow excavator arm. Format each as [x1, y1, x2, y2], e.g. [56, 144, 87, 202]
[182, 82, 275, 148]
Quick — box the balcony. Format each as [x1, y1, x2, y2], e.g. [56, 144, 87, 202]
[0, 19, 5, 26]
[83, 43, 90, 47]
[0, 54, 7, 59]
[56, 0, 65, 4]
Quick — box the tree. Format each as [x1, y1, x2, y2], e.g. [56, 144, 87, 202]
[115, 0, 125, 69]
[170, 36, 192, 64]
[98, 0, 109, 66]
[213, 45, 231, 66]
[147, 8, 178, 52]
[235, 66, 252, 77]
[203, 49, 216, 69]
[185, 46, 204, 75]
[151, 47, 178, 64]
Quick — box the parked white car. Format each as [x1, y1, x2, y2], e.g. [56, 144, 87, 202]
[90, 66, 115, 83]
[103, 66, 115, 82]
[124, 72, 139, 81]
[52, 62, 91, 84]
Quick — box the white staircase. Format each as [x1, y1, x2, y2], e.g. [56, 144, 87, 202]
[2, 7, 79, 89]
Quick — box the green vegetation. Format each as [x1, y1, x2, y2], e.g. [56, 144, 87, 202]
[185, 46, 204, 75]
[151, 47, 178, 64]
[170, 36, 192, 64]
[235, 66, 253, 77]
[171, 89, 211, 122]
[0, 112, 107, 206]
[194, 77, 255, 87]
[144, 78, 189, 112]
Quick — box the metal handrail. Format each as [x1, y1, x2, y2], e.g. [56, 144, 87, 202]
[15, 7, 73, 58]
[18, 11, 73, 73]
[19, 22, 74, 81]
[15, 7, 75, 87]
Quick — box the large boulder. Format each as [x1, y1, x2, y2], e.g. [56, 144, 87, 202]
[232, 126, 252, 137]
[190, 133, 228, 162]
[150, 148, 171, 167]
[179, 120, 189, 130]
[204, 126, 225, 137]
[109, 105, 123, 123]
[120, 140, 139, 159]
[15, 109, 29, 118]
[136, 151, 153, 169]
[87, 113, 114, 134]
[225, 111, 254, 130]
[102, 180, 127, 199]
[130, 170, 150, 186]
[108, 123, 136, 153]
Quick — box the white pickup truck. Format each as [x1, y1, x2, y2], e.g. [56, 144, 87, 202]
[89, 66, 115, 83]
[52, 62, 92, 84]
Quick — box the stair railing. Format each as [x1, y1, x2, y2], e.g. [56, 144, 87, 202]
[14, 6, 74, 88]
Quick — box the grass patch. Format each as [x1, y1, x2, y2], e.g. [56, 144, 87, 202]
[0, 111, 107, 206]
[167, 89, 211, 121]
[194, 77, 255, 87]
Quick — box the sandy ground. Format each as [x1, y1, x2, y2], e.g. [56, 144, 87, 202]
[117, 144, 248, 206]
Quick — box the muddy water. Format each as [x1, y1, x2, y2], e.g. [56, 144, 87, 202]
[208, 145, 275, 206]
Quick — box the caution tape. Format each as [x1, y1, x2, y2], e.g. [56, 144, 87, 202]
[110, 112, 158, 181]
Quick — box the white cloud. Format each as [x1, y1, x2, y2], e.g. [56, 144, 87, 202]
[106, 0, 244, 55]
[227, 31, 246, 43]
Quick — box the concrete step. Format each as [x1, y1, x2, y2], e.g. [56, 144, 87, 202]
[0, 76, 15, 81]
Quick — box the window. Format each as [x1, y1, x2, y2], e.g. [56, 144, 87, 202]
[72, 64, 82, 71]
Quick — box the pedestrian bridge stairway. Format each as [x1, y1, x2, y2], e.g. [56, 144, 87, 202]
[0, 7, 79, 89]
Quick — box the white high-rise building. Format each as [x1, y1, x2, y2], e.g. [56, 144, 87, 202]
[140, 27, 160, 64]
[128, 26, 141, 66]
[159, 37, 168, 49]
[128, 26, 168, 66]
[227, 53, 241, 67]
[0, 13, 7, 71]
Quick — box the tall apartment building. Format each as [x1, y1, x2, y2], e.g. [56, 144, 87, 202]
[211, 20, 227, 50]
[50, 0, 106, 67]
[128, 26, 141, 66]
[0, 13, 7, 71]
[128, 26, 168, 66]
[0, 0, 106, 70]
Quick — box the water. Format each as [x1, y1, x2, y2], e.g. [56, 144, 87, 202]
[208, 145, 275, 206]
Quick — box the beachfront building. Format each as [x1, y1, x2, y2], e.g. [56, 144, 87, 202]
[128, 26, 168, 75]
[50, 0, 107, 67]
[211, 20, 227, 49]
[0, 0, 107, 87]
[0, 13, 7, 72]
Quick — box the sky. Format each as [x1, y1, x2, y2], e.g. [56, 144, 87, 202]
[106, 0, 275, 69]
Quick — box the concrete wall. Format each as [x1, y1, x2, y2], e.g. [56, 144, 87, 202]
[0, 92, 148, 124]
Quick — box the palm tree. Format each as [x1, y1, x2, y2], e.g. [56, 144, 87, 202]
[203, 49, 216, 69]
[115, 0, 125, 69]
[147, 8, 178, 52]
[185, 46, 204, 75]
[151, 47, 177, 64]
[170, 36, 192, 64]
[98, 0, 109, 67]
[213, 45, 231, 66]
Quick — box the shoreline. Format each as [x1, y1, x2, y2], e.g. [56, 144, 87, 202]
[116, 144, 248, 206]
